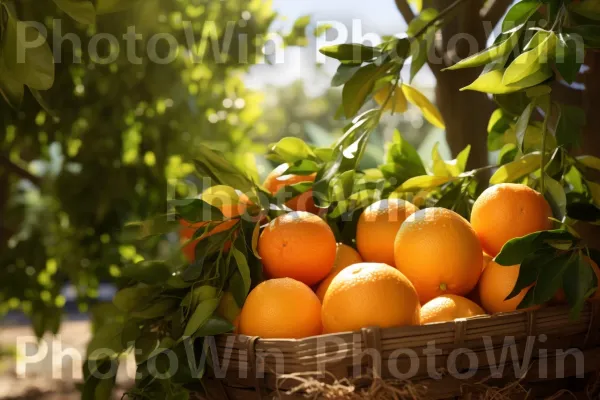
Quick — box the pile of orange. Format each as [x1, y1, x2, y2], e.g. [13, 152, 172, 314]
[184, 168, 593, 339]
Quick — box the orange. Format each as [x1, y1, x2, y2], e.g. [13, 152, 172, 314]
[470, 183, 553, 257]
[263, 163, 319, 214]
[394, 208, 483, 303]
[356, 199, 418, 267]
[420, 295, 486, 324]
[258, 211, 336, 285]
[239, 278, 322, 338]
[554, 257, 600, 303]
[321, 263, 420, 333]
[478, 260, 540, 314]
[315, 244, 363, 301]
[179, 186, 252, 262]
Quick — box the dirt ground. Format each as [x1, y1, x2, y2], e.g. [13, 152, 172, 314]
[0, 321, 132, 400]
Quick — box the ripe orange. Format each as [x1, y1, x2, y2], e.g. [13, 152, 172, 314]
[470, 183, 553, 257]
[394, 208, 483, 303]
[315, 244, 363, 302]
[420, 295, 486, 324]
[554, 257, 600, 303]
[321, 263, 420, 333]
[263, 163, 319, 214]
[258, 211, 336, 285]
[356, 199, 418, 267]
[478, 260, 539, 314]
[239, 278, 322, 338]
[179, 186, 251, 262]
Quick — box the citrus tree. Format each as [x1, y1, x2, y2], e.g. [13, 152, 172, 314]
[0, 0, 277, 336]
[85, 0, 600, 398]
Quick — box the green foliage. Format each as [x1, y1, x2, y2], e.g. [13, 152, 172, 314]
[0, 0, 276, 339]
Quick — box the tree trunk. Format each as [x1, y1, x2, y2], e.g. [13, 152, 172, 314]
[435, 68, 493, 170]
[432, 0, 493, 171]
[574, 51, 600, 250]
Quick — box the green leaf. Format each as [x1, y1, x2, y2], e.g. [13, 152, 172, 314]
[135, 333, 158, 364]
[494, 229, 573, 266]
[314, 23, 333, 37]
[195, 316, 235, 336]
[131, 298, 178, 319]
[445, 30, 520, 70]
[407, 8, 439, 36]
[487, 109, 513, 151]
[183, 298, 219, 337]
[563, 251, 597, 319]
[194, 145, 256, 195]
[556, 104, 586, 148]
[332, 64, 361, 87]
[524, 31, 551, 52]
[503, 33, 557, 86]
[53, 0, 96, 24]
[2, 9, 55, 90]
[385, 130, 427, 176]
[397, 175, 455, 191]
[566, 203, 600, 223]
[342, 64, 388, 118]
[285, 159, 320, 175]
[506, 250, 557, 300]
[402, 84, 445, 129]
[431, 142, 452, 177]
[96, 0, 140, 14]
[544, 176, 566, 220]
[113, 286, 156, 313]
[231, 247, 251, 298]
[494, 91, 530, 117]
[489, 152, 542, 184]
[269, 137, 316, 163]
[514, 102, 534, 152]
[555, 33, 584, 84]
[313, 111, 378, 206]
[462, 69, 525, 94]
[498, 144, 518, 165]
[121, 320, 141, 348]
[319, 44, 381, 63]
[570, 1, 600, 22]
[501, 0, 541, 33]
[251, 221, 261, 259]
[94, 376, 115, 400]
[122, 261, 172, 284]
[563, 25, 600, 48]
[410, 28, 435, 81]
[0, 57, 24, 108]
[528, 252, 573, 305]
[87, 322, 124, 360]
[577, 155, 600, 171]
[176, 199, 225, 223]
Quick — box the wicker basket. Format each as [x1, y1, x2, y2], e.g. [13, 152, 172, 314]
[196, 302, 600, 399]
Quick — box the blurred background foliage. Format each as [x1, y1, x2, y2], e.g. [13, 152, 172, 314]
[0, 0, 277, 335]
[0, 0, 441, 336]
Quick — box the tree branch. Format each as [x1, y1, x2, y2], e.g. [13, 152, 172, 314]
[480, 0, 513, 28]
[394, 0, 416, 24]
[0, 154, 41, 185]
